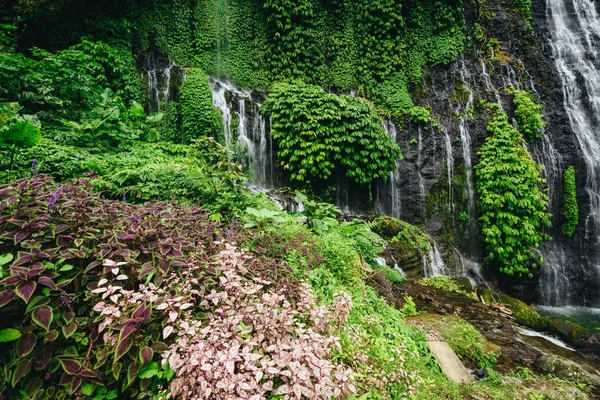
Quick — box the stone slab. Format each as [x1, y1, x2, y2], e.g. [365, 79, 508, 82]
[427, 341, 475, 383]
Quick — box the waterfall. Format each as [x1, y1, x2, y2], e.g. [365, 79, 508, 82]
[543, 0, 600, 305]
[145, 56, 179, 113]
[209, 77, 274, 188]
[440, 124, 455, 215]
[210, 79, 234, 159]
[456, 61, 477, 228]
[423, 242, 446, 278]
[385, 121, 402, 219]
[417, 126, 426, 198]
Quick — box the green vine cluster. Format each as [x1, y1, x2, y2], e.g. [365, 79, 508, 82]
[475, 103, 551, 277]
[261, 82, 402, 186]
[179, 69, 221, 143]
[562, 166, 578, 236]
[510, 88, 546, 142]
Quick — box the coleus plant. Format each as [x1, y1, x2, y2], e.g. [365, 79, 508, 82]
[0, 175, 222, 399]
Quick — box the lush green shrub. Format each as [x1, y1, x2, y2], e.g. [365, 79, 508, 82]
[179, 69, 220, 143]
[511, 88, 546, 142]
[562, 166, 578, 236]
[475, 103, 551, 277]
[261, 82, 402, 186]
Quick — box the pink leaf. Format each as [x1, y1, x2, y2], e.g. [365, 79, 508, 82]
[162, 326, 174, 339]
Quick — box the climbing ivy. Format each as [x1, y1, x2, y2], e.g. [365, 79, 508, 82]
[475, 103, 551, 277]
[562, 166, 578, 237]
[261, 82, 402, 186]
[179, 69, 220, 143]
[510, 88, 546, 142]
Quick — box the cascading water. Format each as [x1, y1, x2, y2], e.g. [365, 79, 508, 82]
[440, 124, 455, 216]
[386, 121, 402, 219]
[423, 242, 446, 277]
[456, 61, 478, 240]
[145, 56, 183, 113]
[209, 77, 274, 188]
[542, 0, 600, 305]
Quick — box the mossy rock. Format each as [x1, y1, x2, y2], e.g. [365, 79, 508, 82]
[371, 216, 431, 253]
[535, 354, 600, 390]
[548, 319, 600, 355]
[478, 288, 550, 331]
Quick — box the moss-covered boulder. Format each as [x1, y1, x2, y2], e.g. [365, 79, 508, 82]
[371, 216, 432, 279]
[535, 354, 600, 390]
[549, 319, 600, 355]
[478, 288, 550, 331]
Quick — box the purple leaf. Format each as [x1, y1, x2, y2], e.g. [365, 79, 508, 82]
[16, 281, 37, 304]
[151, 342, 169, 353]
[11, 359, 32, 387]
[18, 333, 36, 358]
[139, 347, 153, 365]
[15, 231, 29, 244]
[62, 323, 77, 339]
[35, 351, 52, 371]
[69, 376, 82, 394]
[0, 290, 15, 308]
[0, 275, 20, 285]
[132, 304, 150, 321]
[114, 337, 133, 363]
[54, 224, 69, 234]
[45, 330, 59, 342]
[38, 276, 57, 290]
[62, 311, 75, 324]
[59, 373, 74, 386]
[79, 368, 102, 383]
[57, 358, 82, 375]
[118, 323, 137, 342]
[112, 362, 122, 380]
[32, 305, 53, 331]
[126, 362, 140, 387]
[84, 260, 102, 273]
[13, 252, 32, 267]
[26, 266, 46, 279]
[139, 264, 154, 279]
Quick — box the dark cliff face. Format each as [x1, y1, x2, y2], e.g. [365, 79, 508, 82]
[384, 0, 599, 304]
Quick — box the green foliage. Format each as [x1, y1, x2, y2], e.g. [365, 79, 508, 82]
[0, 103, 41, 179]
[408, 106, 432, 124]
[179, 69, 220, 143]
[440, 317, 499, 369]
[562, 166, 578, 236]
[513, 0, 533, 27]
[510, 88, 546, 142]
[261, 82, 402, 186]
[400, 296, 419, 317]
[418, 276, 475, 299]
[375, 265, 405, 283]
[475, 103, 551, 277]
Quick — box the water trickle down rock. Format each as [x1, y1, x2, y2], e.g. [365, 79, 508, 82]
[542, 0, 600, 306]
